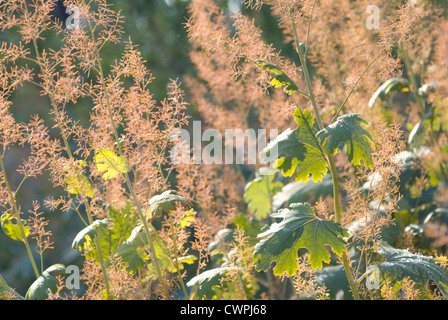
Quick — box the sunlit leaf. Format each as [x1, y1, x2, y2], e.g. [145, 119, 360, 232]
[255, 60, 299, 95]
[317, 114, 375, 169]
[109, 225, 149, 273]
[1, 213, 29, 242]
[260, 109, 328, 183]
[186, 267, 243, 299]
[148, 230, 196, 276]
[72, 218, 112, 253]
[65, 174, 94, 198]
[244, 168, 283, 220]
[148, 190, 190, 216]
[368, 78, 410, 108]
[254, 202, 348, 275]
[177, 209, 197, 229]
[111, 224, 196, 275]
[94, 149, 130, 180]
[63, 160, 94, 197]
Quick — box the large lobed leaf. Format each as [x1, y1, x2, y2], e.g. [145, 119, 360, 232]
[272, 174, 333, 212]
[186, 267, 243, 299]
[254, 202, 348, 275]
[317, 114, 375, 169]
[374, 243, 448, 298]
[63, 160, 94, 198]
[109, 225, 149, 273]
[26, 264, 66, 300]
[260, 109, 328, 183]
[111, 224, 196, 275]
[148, 190, 191, 216]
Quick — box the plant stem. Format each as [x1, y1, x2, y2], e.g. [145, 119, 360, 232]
[169, 215, 189, 300]
[0, 155, 40, 280]
[330, 48, 386, 124]
[327, 156, 361, 300]
[122, 171, 169, 298]
[290, 11, 361, 300]
[22, 0, 113, 298]
[399, 42, 448, 185]
[83, 197, 112, 299]
[81, 1, 169, 297]
[290, 11, 324, 131]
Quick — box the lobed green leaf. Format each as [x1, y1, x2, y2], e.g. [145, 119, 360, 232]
[260, 109, 328, 183]
[254, 202, 348, 275]
[317, 114, 375, 169]
[373, 243, 448, 298]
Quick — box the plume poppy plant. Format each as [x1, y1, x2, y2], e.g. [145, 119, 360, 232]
[0, 0, 447, 301]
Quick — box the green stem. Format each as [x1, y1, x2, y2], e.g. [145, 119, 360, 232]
[123, 173, 169, 298]
[81, 0, 169, 297]
[328, 157, 361, 300]
[290, 11, 361, 300]
[399, 42, 448, 184]
[330, 48, 385, 124]
[0, 155, 40, 280]
[169, 214, 189, 300]
[22, 0, 113, 298]
[83, 198, 112, 299]
[290, 12, 324, 131]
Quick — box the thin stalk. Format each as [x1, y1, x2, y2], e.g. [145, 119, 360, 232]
[355, 248, 365, 281]
[22, 0, 112, 298]
[304, 0, 317, 59]
[0, 155, 40, 280]
[356, 268, 374, 285]
[83, 197, 112, 299]
[290, 11, 361, 300]
[399, 42, 448, 184]
[290, 11, 324, 131]
[330, 48, 386, 124]
[168, 214, 189, 300]
[122, 174, 169, 298]
[236, 272, 248, 300]
[328, 152, 361, 300]
[81, 1, 169, 297]
[71, 200, 89, 227]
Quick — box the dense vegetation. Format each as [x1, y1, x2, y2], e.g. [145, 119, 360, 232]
[1, 0, 448, 300]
